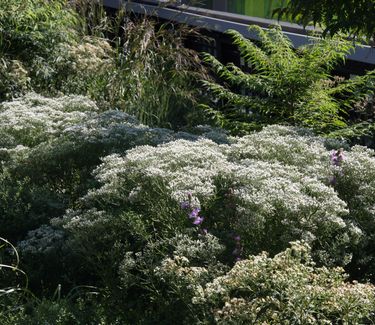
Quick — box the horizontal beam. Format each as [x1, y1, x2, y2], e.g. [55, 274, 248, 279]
[103, 0, 375, 66]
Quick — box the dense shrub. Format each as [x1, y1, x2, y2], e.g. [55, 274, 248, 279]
[61, 125, 358, 266]
[0, 94, 375, 322]
[0, 0, 79, 60]
[0, 0, 80, 98]
[0, 94, 224, 243]
[193, 241, 375, 324]
[3, 1, 375, 322]
[0, 59, 30, 101]
[202, 25, 375, 137]
[335, 146, 375, 280]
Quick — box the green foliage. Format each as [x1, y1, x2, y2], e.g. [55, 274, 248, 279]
[203, 25, 375, 136]
[111, 19, 207, 128]
[2, 1, 375, 321]
[1, 93, 375, 322]
[0, 94, 222, 244]
[0, 0, 81, 98]
[0, 289, 106, 325]
[0, 0, 207, 128]
[193, 241, 375, 324]
[274, 0, 375, 42]
[0, 238, 105, 325]
[0, 59, 30, 101]
[57, 19, 207, 127]
[0, 0, 79, 60]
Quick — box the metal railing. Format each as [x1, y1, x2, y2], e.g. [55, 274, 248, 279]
[103, 0, 375, 66]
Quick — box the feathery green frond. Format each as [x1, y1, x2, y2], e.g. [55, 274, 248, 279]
[203, 25, 375, 137]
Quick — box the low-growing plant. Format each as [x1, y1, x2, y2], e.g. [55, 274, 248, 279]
[0, 237, 28, 322]
[0, 94, 224, 244]
[0, 238, 105, 324]
[67, 125, 356, 266]
[192, 241, 375, 324]
[2, 94, 375, 322]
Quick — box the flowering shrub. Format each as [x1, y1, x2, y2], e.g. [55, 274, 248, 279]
[117, 232, 227, 323]
[0, 93, 97, 147]
[192, 241, 375, 324]
[333, 145, 375, 280]
[0, 59, 30, 101]
[3, 1, 374, 322]
[0, 94, 227, 244]
[73, 125, 357, 265]
[2, 94, 375, 322]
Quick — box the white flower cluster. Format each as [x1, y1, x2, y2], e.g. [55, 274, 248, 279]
[192, 241, 375, 324]
[337, 145, 375, 234]
[17, 225, 65, 255]
[229, 125, 332, 177]
[154, 255, 210, 285]
[62, 37, 114, 75]
[82, 125, 351, 258]
[119, 233, 226, 294]
[0, 93, 97, 146]
[192, 242, 375, 324]
[52, 208, 109, 232]
[0, 93, 232, 154]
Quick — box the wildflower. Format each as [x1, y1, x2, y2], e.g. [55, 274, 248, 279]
[189, 208, 200, 219]
[193, 216, 204, 225]
[180, 201, 190, 209]
[330, 148, 345, 166]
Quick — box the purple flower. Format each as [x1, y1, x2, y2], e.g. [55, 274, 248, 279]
[189, 208, 200, 219]
[180, 201, 190, 209]
[193, 216, 204, 225]
[235, 257, 242, 262]
[330, 149, 345, 166]
[202, 228, 208, 235]
[234, 235, 241, 242]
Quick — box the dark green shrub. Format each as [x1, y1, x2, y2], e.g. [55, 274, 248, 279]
[274, 0, 375, 42]
[0, 0, 79, 60]
[202, 25, 375, 136]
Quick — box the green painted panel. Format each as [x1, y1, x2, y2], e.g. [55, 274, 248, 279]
[197, 0, 287, 19]
[227, 0, 285, 19]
